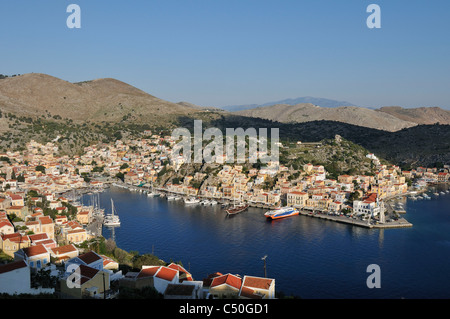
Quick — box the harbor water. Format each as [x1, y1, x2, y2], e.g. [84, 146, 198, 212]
[83, 185, 450, 299]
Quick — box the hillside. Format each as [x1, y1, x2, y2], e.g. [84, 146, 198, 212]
[377, 106, 450, 125]
[0, 73, 448, 168]
[0, 73, 198, 124]
[233, 103, 417, 132]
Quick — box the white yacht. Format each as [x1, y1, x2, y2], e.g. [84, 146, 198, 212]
[167, 195, 177, 200]
[184, 197, 200, 205]
[104, 199, 121, 227]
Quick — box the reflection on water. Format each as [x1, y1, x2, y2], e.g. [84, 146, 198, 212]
[83, 185, 450, 299]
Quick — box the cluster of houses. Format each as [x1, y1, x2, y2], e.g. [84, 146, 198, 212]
[0, 244, 275, 299]
[1, 136, 449, 298]
[0, 139, 277, 298]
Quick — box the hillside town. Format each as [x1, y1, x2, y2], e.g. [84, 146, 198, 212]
[0, 133, 449, 298]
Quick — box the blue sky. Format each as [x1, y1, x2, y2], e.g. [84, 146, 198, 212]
[1, 0, 450, 109]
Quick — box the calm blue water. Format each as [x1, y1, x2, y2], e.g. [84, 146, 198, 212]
[83, 186, 450, 299]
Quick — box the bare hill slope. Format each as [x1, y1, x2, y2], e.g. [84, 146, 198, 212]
[378, 106, 450, 125]
[234, 103, 417, 132]
[0, 73, 197, 123]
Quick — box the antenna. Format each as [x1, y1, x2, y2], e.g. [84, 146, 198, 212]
[262, 255, 268, 278]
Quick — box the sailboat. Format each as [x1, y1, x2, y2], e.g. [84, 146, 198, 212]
[226, 193, 248, 216]
[104, 199, 121, 227]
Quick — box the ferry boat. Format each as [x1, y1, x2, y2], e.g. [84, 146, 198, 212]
[104, 199, 121, 227]
[264, 206, 299, 220]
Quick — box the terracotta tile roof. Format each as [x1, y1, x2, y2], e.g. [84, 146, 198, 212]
[155, 267, 178, 281]
[38, 216, 53, 224]
[211, 273, 242, 290]
[29, 233, 49, 241]
[1, 232, 30, 242]
[0, 221, 13, 228]
[78, 251, 102, 264]
[242, 276, 274, 290]
[8, 206, 25, 210]
[0, 260, 28, 274]
[51, 244, 78, 255]
[202, 272, 223, 287]
[69, 265, 101, 285]
[79, 264, 99, 279]
[22, 244, 49, 257]
[137, 266, 160, 278]
[67, 229, 86, 234]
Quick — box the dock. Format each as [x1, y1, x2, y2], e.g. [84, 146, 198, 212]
[298, 210, 413, 229]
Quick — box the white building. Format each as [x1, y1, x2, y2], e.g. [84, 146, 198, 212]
[352, 193, 382, 217]
[0, 260, 54, 295]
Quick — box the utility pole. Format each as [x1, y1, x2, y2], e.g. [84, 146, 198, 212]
[262, 255, 268, 278]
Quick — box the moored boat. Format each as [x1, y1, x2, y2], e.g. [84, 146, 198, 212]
[200, 199, 211, 205]
[226, 204, 248, 215]
[264, 206, 299, 220]
[184, 197, 200, 205]
[104, 199, 121, 227]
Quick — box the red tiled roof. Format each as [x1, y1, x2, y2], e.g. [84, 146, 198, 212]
[8, 206, 24, 210]
[78, 251, 101, 264]
[242, 276, 274, 290]
[51, 244, 78, 255]
[155, 267, 178, 281]
[22, 244, 49, 257]
[0, 221, 13, 228]
[0, 260, 28, 274]
[211, 273, 242, 290]
[137, 266, 160, 278]
[29, 233, 49, 241]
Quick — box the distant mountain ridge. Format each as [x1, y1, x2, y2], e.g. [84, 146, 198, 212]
[221, 96, 358, 112]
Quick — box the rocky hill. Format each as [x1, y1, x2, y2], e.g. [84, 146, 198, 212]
[377, 106, 450, 125]
[0, 73, 198, 124]
[233, 103, 417, 132]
